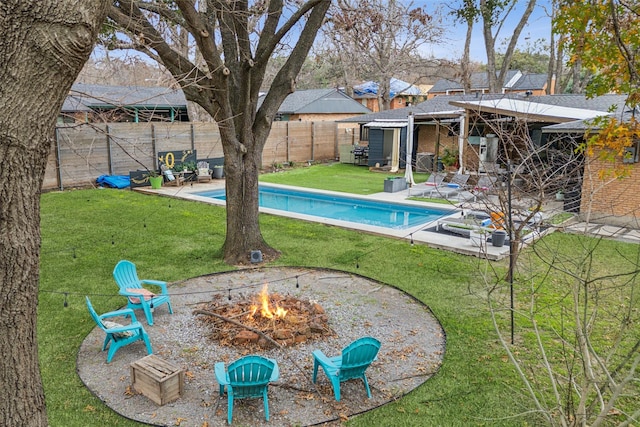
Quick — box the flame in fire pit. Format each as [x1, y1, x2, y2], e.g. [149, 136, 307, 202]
[250, 284, 287, 319]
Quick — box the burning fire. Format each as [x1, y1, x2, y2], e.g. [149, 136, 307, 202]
[250, 284, 287, 319]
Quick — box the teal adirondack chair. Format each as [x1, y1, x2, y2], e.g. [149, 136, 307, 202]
[113, 260, 173, 326]
[215, 355, 280, 424]
[85, 296, 153, 363]
[312, 336, 381, 401]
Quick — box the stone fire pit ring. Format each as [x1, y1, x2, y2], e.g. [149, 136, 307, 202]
[78, 267, 446, 427]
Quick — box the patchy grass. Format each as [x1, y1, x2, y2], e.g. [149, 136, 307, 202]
[549, 212, 575, 225]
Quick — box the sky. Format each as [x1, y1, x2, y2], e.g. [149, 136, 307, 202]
[91, 1, 553, 67]
[419, 0, 553, 62]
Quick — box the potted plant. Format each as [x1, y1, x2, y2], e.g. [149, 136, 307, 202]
[148, 169, 163, 189]
[441, 148, 459, 170]
[182, 161, 196, 173]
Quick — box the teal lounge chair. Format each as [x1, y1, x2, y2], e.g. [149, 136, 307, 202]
[113, 260, 173, 326]
[85, 296, 153, 363]
[312, 336, 381, 401]
[215, 355, 280, 424]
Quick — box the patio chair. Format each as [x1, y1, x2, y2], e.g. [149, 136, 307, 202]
[113, 260, 173, 326]
[85, 296, 153, 363]
[427, 173, 470, 199]
[160, 164, 184, 187]
[408, 172, 445, 196]
[197, 161, 212, 183]
[450, 174, 499, 202]
[312, 336, 381, 401]
[215, 355, 280, 424]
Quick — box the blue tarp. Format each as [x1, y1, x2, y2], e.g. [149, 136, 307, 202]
[354, 78, 422, 98]
[96, 175, 130, 189]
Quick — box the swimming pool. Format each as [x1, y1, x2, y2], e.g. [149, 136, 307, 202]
[195, 186, 454, 230]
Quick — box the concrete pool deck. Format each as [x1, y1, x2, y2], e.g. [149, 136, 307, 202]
[135, 179, 547, 261]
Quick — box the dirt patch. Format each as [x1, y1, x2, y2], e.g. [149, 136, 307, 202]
[77, 267, 446, 426]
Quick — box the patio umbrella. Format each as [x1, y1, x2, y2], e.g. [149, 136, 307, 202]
[404, 113, 415, 186]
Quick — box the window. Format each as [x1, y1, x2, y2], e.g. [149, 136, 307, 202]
[360, 125, 369, 142]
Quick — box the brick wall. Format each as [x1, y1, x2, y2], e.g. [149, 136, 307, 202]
[581, 152, 640, 228]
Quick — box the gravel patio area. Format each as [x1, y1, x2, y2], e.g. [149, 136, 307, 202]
[77, 267, 446, 426]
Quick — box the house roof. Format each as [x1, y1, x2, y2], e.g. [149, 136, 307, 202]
[261, 88, 371, 115]
[509, 73, 548, 91]
[61, 95, 92, 112]
[542, 109, 637, 133]
[338, 94, 509, 123]
[528, 93, 628, 112]
[428, 70, 547, 93]
[364, 121, 408, 128]
[68, 83, 187, 109]
[448, 98, 609, 123]
[339, 93, 630, 126]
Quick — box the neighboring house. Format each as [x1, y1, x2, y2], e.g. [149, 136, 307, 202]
[353, 78, 427, 112]
[59, 83, 189, 123]
[341, 93, 627, 169]
[258, 88, 371, 122]
[339, 94, 509, 169]
[427, 70, 553, 99]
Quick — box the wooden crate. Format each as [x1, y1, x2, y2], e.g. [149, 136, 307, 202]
[130, 355, 184, 405]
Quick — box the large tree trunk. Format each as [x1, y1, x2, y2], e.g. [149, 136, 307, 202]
[109, 0, 330, 265]
[0, 2, 108, 425]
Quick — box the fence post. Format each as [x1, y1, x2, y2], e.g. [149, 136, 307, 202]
[335, 122, 340, 161]
[190, 123, 195, 151]
[151, 124, 157, 168]
[106, 124, 113, 175]
[286, 122, 290, 163]
[310, 122, 315, 162]
[54, 127, 63, 190]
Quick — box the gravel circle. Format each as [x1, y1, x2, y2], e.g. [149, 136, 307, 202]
[77, 267, 446, 426]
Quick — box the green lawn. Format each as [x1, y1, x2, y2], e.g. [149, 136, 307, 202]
[259, 162, 430, 194]
[37, 163, 639, 426]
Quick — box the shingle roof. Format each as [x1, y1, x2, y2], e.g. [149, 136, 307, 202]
[260, 88, 371, 114]
[528, 93, 628, 112]
[69, 83, 187, 108]
[338, 93, 631, 126]
[338, 94, 509, 123]
[449, 98, 608, 123]
[61, 95, 92, 112]
[428, 70, 547, 94]
[509, 73, 548, 90]
[428, 78, 463, 93]
[542, 109, 637, 133]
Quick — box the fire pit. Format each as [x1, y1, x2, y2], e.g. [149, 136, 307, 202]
[78, 267, 446, 427]
[195, 284, 335, 349]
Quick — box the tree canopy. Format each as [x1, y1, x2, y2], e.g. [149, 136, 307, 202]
[556, 0, 640, 177]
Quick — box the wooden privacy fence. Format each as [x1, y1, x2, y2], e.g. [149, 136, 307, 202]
[45, 121, 356, 190]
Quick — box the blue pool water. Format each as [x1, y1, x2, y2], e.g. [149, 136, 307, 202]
[195, 186, 454, 230]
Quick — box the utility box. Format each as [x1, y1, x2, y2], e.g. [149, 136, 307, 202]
[130, 355, 184, 406]
[384, 177, 407, 193]
[339, 144, 355, 164]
